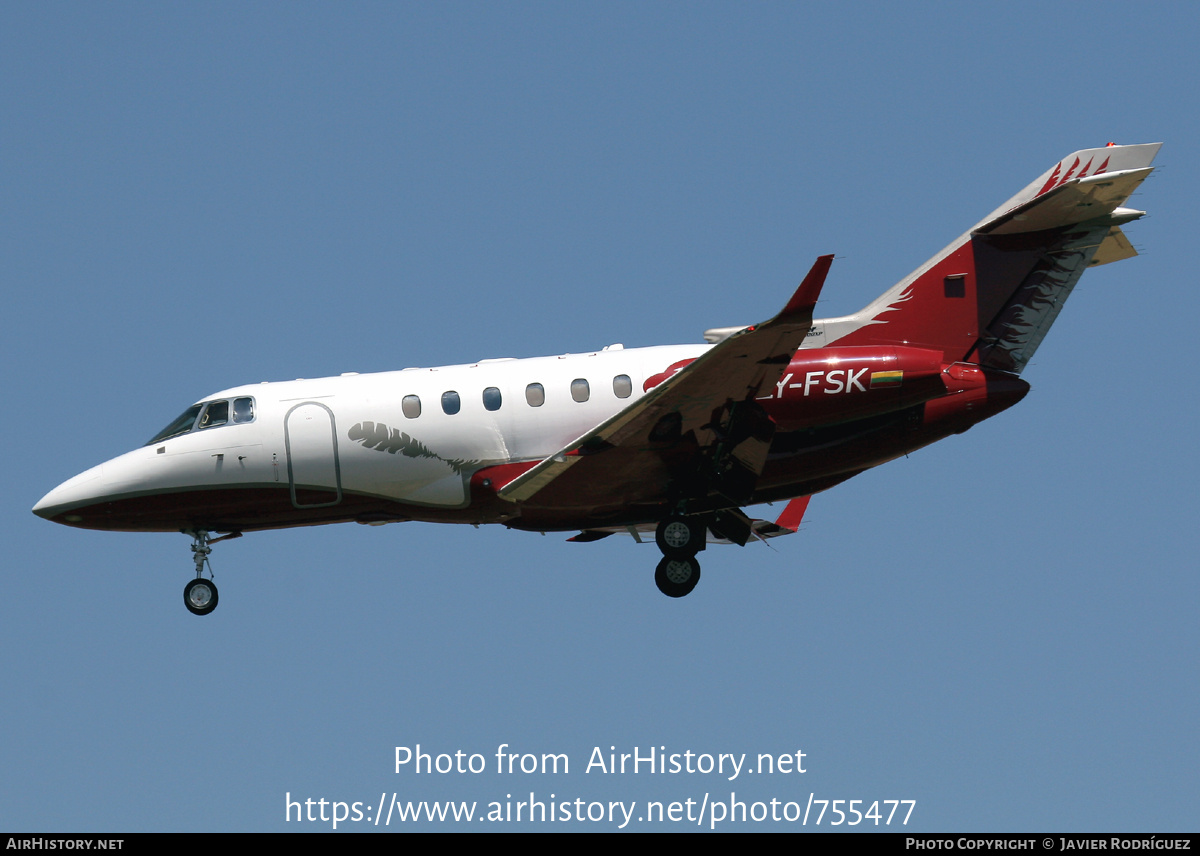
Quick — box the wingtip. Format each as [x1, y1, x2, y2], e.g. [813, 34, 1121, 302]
[774, 496, 811, 533]
[779, 254, 834, 319]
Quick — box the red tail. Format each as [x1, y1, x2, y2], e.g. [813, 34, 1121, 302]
[812, 144, 1160, 374]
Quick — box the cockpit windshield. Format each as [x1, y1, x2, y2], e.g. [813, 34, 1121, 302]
[145, 397, 256, 446]
[146, 405, 204, 445]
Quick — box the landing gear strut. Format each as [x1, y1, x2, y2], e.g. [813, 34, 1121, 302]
[653, 516, 706, 597]
[182, 530, 239, 616]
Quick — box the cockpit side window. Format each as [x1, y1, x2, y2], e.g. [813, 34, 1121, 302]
[145, 404, 203, 445]
[198, 400, 229, 429]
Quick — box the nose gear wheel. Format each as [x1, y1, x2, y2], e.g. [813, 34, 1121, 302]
[184, 577, 218, 616]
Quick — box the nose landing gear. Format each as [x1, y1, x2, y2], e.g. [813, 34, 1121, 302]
[182, 530, 240, 616]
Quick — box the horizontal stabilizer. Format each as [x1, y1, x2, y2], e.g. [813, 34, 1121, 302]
[1089, 226, 1138, 266]
[977, 168, 1153, 235]
[979, 143, 1161, 227]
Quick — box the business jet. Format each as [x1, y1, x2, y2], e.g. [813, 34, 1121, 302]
[33, 143, 1160, 615]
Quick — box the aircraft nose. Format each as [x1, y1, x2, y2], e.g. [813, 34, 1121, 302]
[32, 463, 106, 523]
[32, 492, 53, 519]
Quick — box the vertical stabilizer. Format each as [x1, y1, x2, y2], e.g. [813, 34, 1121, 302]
[812, 144, 1160, 373]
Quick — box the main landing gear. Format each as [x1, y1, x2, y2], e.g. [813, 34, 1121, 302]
[653, 516, 705, 597]
[182, 530, 240, 616]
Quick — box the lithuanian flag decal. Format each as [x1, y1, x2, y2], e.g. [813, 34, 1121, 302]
[869, 370, 903, 388]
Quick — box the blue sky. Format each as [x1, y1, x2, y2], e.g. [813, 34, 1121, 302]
[3, 2, 1197, 832]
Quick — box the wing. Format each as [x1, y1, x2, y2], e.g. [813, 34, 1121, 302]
[498, 256, 833, 518]
[566, 495, 812, 543]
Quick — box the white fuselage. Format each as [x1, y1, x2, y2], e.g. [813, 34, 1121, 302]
[36, 344, 709, 521]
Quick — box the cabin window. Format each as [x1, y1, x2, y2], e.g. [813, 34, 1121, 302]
[198, 400, 229, 429]
[483, 387, 502, 411]
[441, 391, 461, 415]
[402, 395, 421, 419]
[526, 383, 545, 407]
[613, 374, 632, 399]
[571, 378, 590, 402]
[232, 397, 255, 424]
